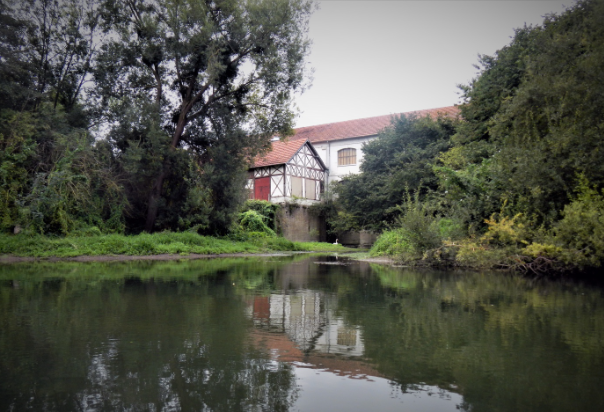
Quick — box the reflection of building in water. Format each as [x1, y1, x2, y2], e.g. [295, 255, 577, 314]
[243, 257, 376, 379]
[315, 319, 364, 357]
[246, 290, 364, 357]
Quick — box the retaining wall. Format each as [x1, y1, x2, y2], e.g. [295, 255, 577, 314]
[277, 205, 325, 242]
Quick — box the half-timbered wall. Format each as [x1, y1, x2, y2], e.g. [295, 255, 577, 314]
[250, 142, 325, 203]
[252, 165, 285, 199]
[283, 143, 325, 201]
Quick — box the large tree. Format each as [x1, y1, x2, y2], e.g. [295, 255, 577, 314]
[0, 0, 100, 118]
[95, 0, 313, 232]
[0, 0, 126, 235]
[334, 114, 457, 230]
[438, 0, 604, 226]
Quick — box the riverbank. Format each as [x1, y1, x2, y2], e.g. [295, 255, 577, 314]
[0, 232, 351, 262]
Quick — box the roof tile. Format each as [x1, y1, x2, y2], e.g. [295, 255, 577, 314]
[292, 106, 459, 143]
[252, 139, 307, 168]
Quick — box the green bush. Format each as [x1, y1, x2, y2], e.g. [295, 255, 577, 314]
[237, 210, 276, 236]
[370, 229, 416, 258]
[437, 218, 465, 240]
[240, 200, 280, 232]
[549, 179, 604, 267]
[395, 190, 443, 253]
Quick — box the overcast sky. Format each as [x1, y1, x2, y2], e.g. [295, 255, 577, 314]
[293, 0, 575, 127]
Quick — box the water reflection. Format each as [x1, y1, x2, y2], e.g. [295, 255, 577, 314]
[246, 290, 372, 377]
[0, 259, 301, 412]
[0, 256, 603, 411]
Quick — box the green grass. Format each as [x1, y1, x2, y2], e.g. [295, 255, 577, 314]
[292, 241, 352, 252]
[0, 232, 351, 258]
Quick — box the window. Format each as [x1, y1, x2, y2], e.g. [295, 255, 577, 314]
[291, 176, 303, 197]
[305, 179, 316, 200]
[246, 179, 254, 199]
[338, 148, 356, 166]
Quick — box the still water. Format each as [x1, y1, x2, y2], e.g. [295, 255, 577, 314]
[1, 255, 603, 411]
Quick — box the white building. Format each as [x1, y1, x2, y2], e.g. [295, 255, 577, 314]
[291, 106, 459, 185]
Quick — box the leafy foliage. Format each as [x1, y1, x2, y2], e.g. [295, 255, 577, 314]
[238, 210, 276, 236]
[335, 114, 458, 230]
[240, 200, 280, 231]
[549, 177, 604, 267]
[0, 0, 314, 238]
[440, 0, 604, 226]
[363, 0, 604, 272]
[95, 0, 313, 232]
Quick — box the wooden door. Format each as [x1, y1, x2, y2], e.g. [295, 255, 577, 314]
[254, 177, 270, 201]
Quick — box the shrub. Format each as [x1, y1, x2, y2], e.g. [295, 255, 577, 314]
[482, 212, 532, 247]
[370, 229, 416, 258]
[237, 210, 276, 236]
[437, 218, 465, 240]
[240, 200, 280, 232]
[395, 191, 442, 253]
[455, 239, 512, 268]
[549, 179, 604, 267]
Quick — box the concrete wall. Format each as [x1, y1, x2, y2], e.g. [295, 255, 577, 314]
[278, 205, 326, 242]
[276, 204, 378, 247]
[339, 231, 359, 246]
[359, 230, 379, 248]
[339, 230, 378, 248]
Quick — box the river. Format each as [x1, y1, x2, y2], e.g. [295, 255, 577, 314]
[1, 255, 603, 411]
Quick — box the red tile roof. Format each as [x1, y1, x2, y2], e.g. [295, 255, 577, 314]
[292, 106, 459, 143]
[252, 138, 308, 168]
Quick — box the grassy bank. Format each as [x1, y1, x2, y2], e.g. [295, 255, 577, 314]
[0, 232, 349, 258]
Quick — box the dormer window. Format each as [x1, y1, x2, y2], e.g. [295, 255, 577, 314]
[338, 148, 356, 166]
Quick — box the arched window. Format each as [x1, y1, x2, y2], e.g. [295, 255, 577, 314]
[337, 148, 356, 166]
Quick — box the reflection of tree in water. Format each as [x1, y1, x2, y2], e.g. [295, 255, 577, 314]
[2, 257, 604, 412]
[337, 264, 604, 412]
[0, 267, 299, 411]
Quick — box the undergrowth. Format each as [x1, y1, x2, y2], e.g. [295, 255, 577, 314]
[369, 179, 604, 273]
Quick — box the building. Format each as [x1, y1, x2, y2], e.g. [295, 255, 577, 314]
[247, 138, 327, 205]
[291, 106, 459, 185]
[246, 106, 459, 244]
[248, 106, 459, 200]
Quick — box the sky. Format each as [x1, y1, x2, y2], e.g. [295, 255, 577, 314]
[293, 0, 575, 127]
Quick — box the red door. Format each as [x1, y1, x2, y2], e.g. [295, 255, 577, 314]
[254, 177, 270, 201]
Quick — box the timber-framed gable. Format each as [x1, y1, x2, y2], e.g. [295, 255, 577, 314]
[248, 139, 327, 204]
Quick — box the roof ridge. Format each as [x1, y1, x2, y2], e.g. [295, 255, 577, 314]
[294, 105, 458, 130]
[291, 106, 459, 143]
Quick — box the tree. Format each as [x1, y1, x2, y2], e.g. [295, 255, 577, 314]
[0, 0, 31, 111]
[439, 0, 604, 226]
[487, 0, 604, 220]
[0, 0, 122, 235]
[0, 0, 101, 119]
[95, 0, 313, 232]
[334, 114, 457, 230]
